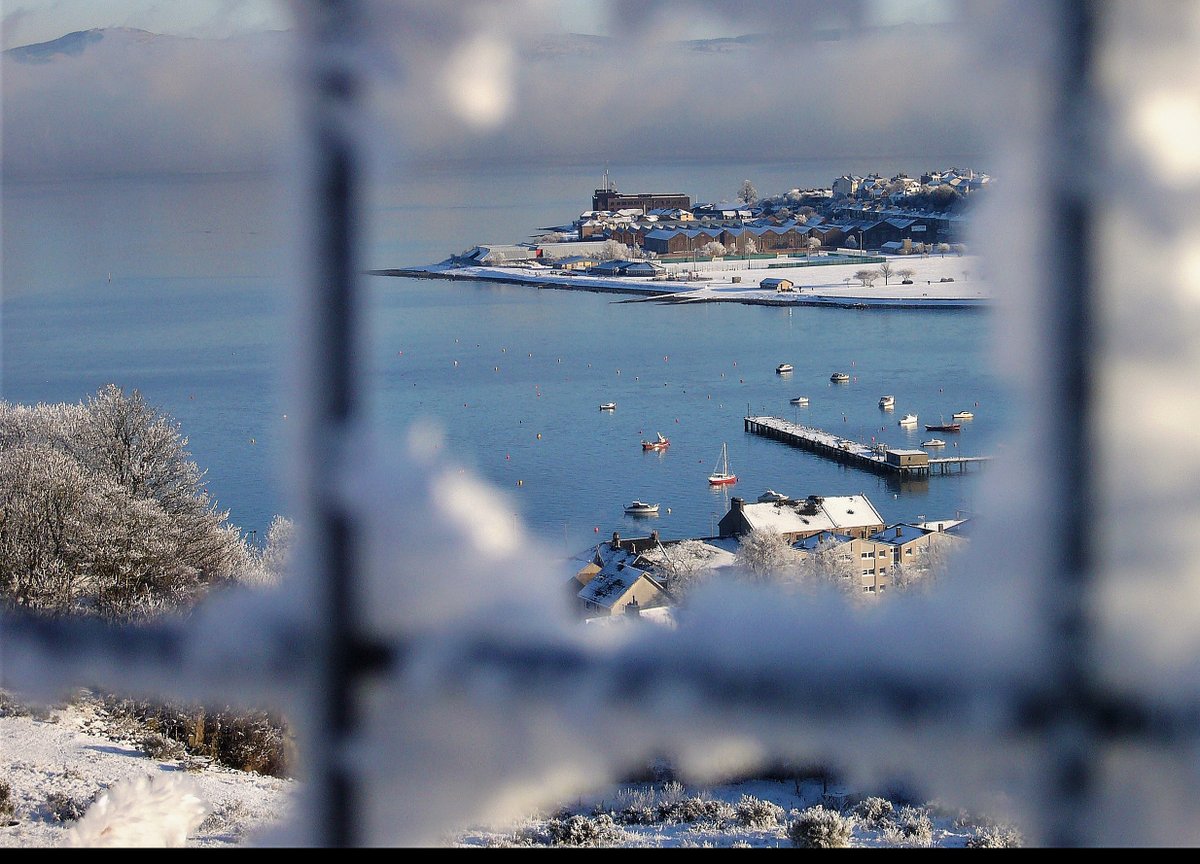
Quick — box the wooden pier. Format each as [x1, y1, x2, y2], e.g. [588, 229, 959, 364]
[744, 415, 991, 478]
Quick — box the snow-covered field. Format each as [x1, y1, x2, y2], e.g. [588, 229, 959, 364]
[409, 253, 988, 308]
[1, 693, 1021, 848]
[0, 696, 294, 848]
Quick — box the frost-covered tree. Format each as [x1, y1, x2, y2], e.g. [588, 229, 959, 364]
[734, 528, 799, 584]
[239, 515, 295, 588]
[0, 386, 247, 619]
[896, 268, 916, 282]
[738, 180, 758, 205]
[799, 535, 860, 597]
[743, 237, 758, 256]
[595, 239, 633, 261]
[643, 538, 717, 599]
[854, 269, 879, 287]
[891, 536, 959, 593]
[701, 241, 727, 258]
[937, 242, 951, 257]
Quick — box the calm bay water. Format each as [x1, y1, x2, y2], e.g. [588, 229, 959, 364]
[2, 162, 1006, 555]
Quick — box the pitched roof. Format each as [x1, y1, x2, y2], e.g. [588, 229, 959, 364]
[736, 494, 885, 536]
[577, 554, 664, 609]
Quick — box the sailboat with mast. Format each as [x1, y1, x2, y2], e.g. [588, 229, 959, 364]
[707, 442, 738, 486]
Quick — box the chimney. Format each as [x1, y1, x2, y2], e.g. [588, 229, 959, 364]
[625, 598, 641, 617]
[731, 497, 745, 512]
[937, 523, 944, 532]
[895, 525, 902, 539]
[611, 531, 621, 549]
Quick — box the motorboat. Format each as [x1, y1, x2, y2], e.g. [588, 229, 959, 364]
[708, 442, 738, 486]
[898, 413, 918, 426]
[623, 500, 660, 516]
[757, 489, 789, 503]
[641, 432, 670, 451]
[925, 420, 962, 432]
[952, 410, 974, 421]
[830, 372, 850, 383]
[922, 438, 946, 448]
[878, 395, 895, 409]
[776, 363, 793, 374]
[599, 402, 616, 411]
[789, 396, 809, 406]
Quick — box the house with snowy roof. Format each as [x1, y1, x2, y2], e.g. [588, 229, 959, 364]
[718, 494, 886, 543]
[571, 544, 671, 618]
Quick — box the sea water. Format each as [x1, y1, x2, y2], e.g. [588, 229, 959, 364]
[2, 163, 1005, 555]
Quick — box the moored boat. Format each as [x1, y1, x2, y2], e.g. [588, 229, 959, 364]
[952, 410, 974, 421]
[790, 396, 809, 406]
[599, 402, 616, 411]
[830, 372, 850, 383]
[708, 442, 738, 486]
[898, 413, 918, 426]
[776, 363, 794, 374]
[922, 438, 946, 448]
[623, 500, 660, 515]
[641, 432, 670, 451]
[757, 489, 789, 503]
[878, 394, 895, 409]
[924, 421, 962, 432]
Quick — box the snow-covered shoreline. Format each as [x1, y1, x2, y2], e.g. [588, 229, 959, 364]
[373, 253, 989, 310]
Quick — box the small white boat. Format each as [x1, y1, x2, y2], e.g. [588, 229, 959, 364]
[898, 413, 918, 426]
[790, 396, 809, 406]
[624, 500, 660, 515]
[952, 410, 974, 421]
[878, 395, 895, 409]
[599, 402, 616, 411]
[757, 489, 789, 503]
[922, 438, 946, 448]
[830, 372, 850, 383]
[776, 363, 794, 374]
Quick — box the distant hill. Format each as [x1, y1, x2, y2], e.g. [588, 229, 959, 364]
[3, 27, 164, 64]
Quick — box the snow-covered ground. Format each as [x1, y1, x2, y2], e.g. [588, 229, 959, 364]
[0, 697, 294, 848]
[1, 693, 1021, 847]
[406, 253, 988, 308]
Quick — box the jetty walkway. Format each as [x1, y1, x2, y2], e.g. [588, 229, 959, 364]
[744, 415, 991, 478]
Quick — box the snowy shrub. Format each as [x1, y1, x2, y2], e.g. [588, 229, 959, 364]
[966, 825, 1024, 848]
[541, 813, 627, 846]
[881, 805, 934, 847]
[659, 779, 686, 806]
[42, 790, 93, 823]
[658, 795, 735, 826]
[852, 796, 895, 828]
[141, 732, 186, 761]
[0, 780, 14, 821]
[787, 805, 855, 848]
[198, 800, 248, 839]
[613, 787, 659, 825]
[734, 794, 785, 828]
[104, 697, 293, 778]
[0, 692, 33, 718]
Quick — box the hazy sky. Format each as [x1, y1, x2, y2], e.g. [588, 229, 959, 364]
[1, 1, 985, 178]
[2, 0, 957, 49]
